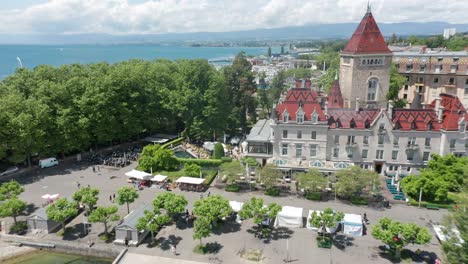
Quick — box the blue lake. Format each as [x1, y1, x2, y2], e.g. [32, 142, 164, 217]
[0, 45, 271, 79]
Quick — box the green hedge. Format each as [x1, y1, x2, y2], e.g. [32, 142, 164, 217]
[408, 199, 454, 209]
[225, 184, 241, 192]
[161, 137, 184, 149]
[351, 196, 369, 205]
[221, 157, 233, 163]
[177, 158, 223, 167]
[305, 192, 321, 201]
[203, 170, 218, 186]
[265, 187, 280, 197]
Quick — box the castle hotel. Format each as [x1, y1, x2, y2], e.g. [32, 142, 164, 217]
[245, 8, 468, 176]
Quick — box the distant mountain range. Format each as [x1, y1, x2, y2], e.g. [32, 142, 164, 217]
[2, 22, 467, 45]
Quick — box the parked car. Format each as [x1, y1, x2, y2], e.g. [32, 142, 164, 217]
[0, 166, 19, 176]
[39, 158, 59, 168]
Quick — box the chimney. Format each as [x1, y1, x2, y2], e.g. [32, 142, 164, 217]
[324, 101, 328, 117]
[355, 97, 360, 112]
[438, 106, 444, 123]
[388, 100, 394, 119]
[435, 97, 441, 111]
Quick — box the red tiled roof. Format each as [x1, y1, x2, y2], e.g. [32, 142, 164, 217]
[427, 93, 466, 131]
[342, 11, 392, 55]
[327, 80, 344, 108]
[327, 109, 380, 129]
[295, 79, 312, 89]
[392, 109, 441, 131]
[276, 88, 325, 122]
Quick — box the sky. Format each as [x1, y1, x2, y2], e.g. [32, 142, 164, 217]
[0, 0, 467, 35]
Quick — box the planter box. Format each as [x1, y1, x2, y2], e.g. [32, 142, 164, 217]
[316, 237, 332, 248]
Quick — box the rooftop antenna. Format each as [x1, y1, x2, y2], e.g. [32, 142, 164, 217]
[16, 57, 23, 68]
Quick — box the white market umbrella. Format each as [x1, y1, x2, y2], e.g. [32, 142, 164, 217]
[41, 194, 51, 199]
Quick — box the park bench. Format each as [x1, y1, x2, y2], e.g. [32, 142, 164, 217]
[426, 204, 440, 210]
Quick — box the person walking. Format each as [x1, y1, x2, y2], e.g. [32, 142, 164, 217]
[109, 195, 112, 202]
[92, 166, 96, 173]
[200, 193, 203, 199]
[77, 182, 81, 189]
[113, 193, 116, 202]
[171, 244, 177, 255]
[207, 191, 211, 197]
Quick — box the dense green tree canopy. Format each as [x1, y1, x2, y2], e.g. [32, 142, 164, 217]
[309, 208, 344, 240]
[0, 180, 24, 201]
[296, 169, 327, 193]
[184, 163, 202, 177]
[88, 205, 120, 236]
[335, 166, 379, 198]
[116, 186, 139, 214]
[152, 192, 188, 217]
[72, 187, 99, 213]
[258, 164, 282, 189]
[219, 161, 244, 184]
[136, 210, 171, 244]
[193, 195, 232, 224]
[239, 197, 281, 226]
[138, 144, 179, 172]
[0, 197, 27, 224]
[46, 198, 78, 232]
[387, 63, 408, 108]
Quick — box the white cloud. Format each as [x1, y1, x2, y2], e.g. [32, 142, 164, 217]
[0, 0, 467, 35]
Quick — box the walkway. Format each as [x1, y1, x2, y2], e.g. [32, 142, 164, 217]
[119, 253, 209, 264]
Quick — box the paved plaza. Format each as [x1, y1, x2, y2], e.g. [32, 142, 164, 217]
[6, 160, 447, 264]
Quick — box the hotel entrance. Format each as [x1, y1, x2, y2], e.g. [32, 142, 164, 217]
[374, 161, 383, 174]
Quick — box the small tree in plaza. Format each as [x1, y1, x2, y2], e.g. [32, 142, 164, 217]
[193, 216, 212, 251]
[72, 187, 99, 213]
[193, 195, 232, 224]
[88, 205, 120, 238]
[46, 198, 78, 233]
[239, 197, 281, 237]
[0, 180, 24, 201]
[296, 169, 327, 193]
[116, 186, 139, 214]
[0, 197, 27, 224]
[372, 217, 432, 259]
[258, 164, 282, 193]
[309, 208, 344, 244]
[219, 161, 243, 185]
[136, 210, 171, 244]
[335, 166, 378, 198]
[184, 163, 201, 177]
[152, 192, 188, 219]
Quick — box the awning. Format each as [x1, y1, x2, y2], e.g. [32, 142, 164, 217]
[176, 177, 205, 185]
[151, 174, 168, 182]
[125, 169, 153, 180]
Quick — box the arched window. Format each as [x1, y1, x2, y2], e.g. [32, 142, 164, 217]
[367, 78, 378, 101]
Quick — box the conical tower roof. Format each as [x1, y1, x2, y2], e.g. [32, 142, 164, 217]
[328, 79, 344, 108]
[342, 8, 391, 55]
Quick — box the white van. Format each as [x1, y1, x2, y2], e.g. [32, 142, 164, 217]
[39, 158, 59, 168]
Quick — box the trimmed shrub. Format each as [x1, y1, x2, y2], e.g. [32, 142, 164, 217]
[10, 221, 27, 235]
[221, 157, 233, 163]
[161, 137, 184, 149]
[213, 143, 225, 159]
[184, 163, 201, 177]
[225, 184, 241, 192]
[265, 187, 280, 197]
[177, 158, 223, 167]
[408, 199, 453, 209]
[305, 192, 321, 201]
[351, 196, 369, 205]
[203, 171, 218, 186]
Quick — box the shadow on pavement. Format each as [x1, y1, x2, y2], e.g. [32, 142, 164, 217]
[332, 233, 355, 250]
[204, 241, 223, 254]
[212, 219, 241, 235]
[157, 234, 183, 251]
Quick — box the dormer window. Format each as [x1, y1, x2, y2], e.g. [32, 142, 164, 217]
[460, 121, 466, 133]
[364, 120, 371, 129]
[411, 121, 417, 130]
[297, 113, 304, 124]
[350, 120, 356, 128]
[283, 112, 289, 123]
[311, 112, 318, 123]
[427, 122, 433, 130]
[336, 119, 342, 128]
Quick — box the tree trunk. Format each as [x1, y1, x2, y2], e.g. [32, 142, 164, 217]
[27, 154, 31, 168]
[395, 247, 401, 259]
[126, 202, 130, 214]
[13, 215, 17, 225]
[104, 222, 108, 235]
[151, 231, 154, 243]
[62, 221, 66, 233]
[199, 238, 202, 246]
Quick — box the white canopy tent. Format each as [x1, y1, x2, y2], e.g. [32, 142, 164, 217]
[342, 214, 363, 236]
[306, 210, 339, 233]
[229, 201, 244, 213]
[203, 141, 215, 151]
[151, 174, 168, 182]
[125, 170, 152, 180]
[274, 206, 303, 228]
[176, 177, 205, 185]
[41, 194, 60, 200]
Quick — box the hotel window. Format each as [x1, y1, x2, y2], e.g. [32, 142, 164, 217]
[453, 57, 459, 62]
[393, 136, 399, 145]
[297, 130, 302, 139]
[310, 144, 317, 157]
[435, 64, 443, 72]
[392, 150, 398, 160]
[404, 85, 408, 91]
[437, 57, 443, 62]
[311, 112, 318, 123]
[362, 149, 368, 159]
[311, 131, 317, 139]
[403, 94, 408, 99]
[423, 152, 430, 161]
[450, 139, 456, 148]
[405, 76, 410, 82]
[450, 65, 458, 72]
[367, 78, 378, 101]
[376, 150, 384, 159]
[282, 130, 288, 138]
[434, 77, 439, 84]
[419, 65, 426, 72]
[407, 137, 416, 145]
[378, 135, 384, 145]
[333, 148, 339, 158]
[281, 144, 288, 156]
[363, 136, 369, 145]
[406, 64, 413, 71]
[347, 135, 355, 144]
[347, 148, 353, 158]
[297, 114, 304, 124]
[418, 77, 424, 83]
[334, 135, 339, 144]
[296, 144, 303, 157]
[449, 78, 455, 85]
[407, 150, 414, 161]
[425, 137, 431, 146]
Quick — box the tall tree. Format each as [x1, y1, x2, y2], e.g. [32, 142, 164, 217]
[72, 187, 99, 213]
[258, 164, 282, 190]
[152, 192, 188, 219]
[309, 208, 344, 240]
[88, 205, 120, 237]
[0, 197, 27, 224]
[116, 186, 139, 214]
[193, 216, 212, 246]
[193, 195, 232, 224]
[335, 166, 379, 198]
[387, 63, 407, 108]
[0, 180, 24, 201]
[296, 169, 327, 193]
[239, 197, 281, 237]
[136, 210, 171, 244]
